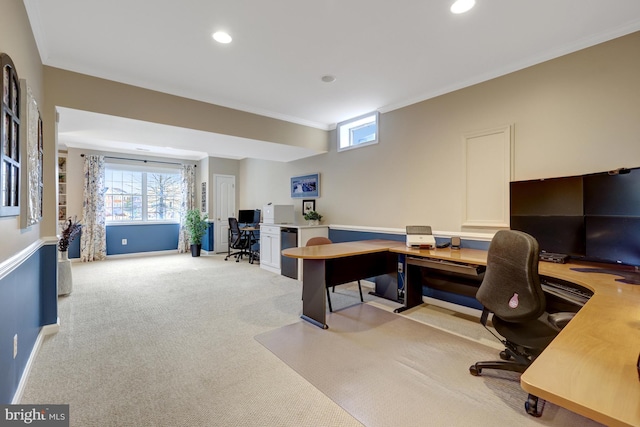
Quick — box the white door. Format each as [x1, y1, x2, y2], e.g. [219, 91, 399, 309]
[214, 174, 236, 253]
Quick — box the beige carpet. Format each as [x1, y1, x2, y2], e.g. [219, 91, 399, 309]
[256, 303, 603, 427]
[20, 253, 603, 426]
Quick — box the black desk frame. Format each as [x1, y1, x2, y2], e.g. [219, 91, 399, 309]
[301, 251, 488, 328]
[301, 251, 400, 328]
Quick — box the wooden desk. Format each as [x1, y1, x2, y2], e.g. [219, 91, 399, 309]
[283, 240, 402, 328]
[522, 261, 640, 427]
[283, 239, 640, 426]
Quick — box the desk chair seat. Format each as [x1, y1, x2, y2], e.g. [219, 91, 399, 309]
[468, 230, 574, 417]
[306, 237, 364, 312]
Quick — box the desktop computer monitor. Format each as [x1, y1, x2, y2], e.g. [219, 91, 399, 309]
[238, 209, 257, 224]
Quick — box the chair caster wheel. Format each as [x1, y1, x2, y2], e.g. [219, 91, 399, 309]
[469, 365, 481, 376]
[499, 350, 511, 360]
[525, 394, 543, 417]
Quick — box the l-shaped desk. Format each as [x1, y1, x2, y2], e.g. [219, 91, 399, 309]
[282, 239, 640, 427]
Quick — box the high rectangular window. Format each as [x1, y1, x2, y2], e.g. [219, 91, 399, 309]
[337, 111, 379, 152]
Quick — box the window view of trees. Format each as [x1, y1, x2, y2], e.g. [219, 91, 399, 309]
[105, 167, 181, 222]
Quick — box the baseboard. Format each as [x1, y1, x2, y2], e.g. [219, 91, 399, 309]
[12, 318, 60, 404]
[105, 249, 179, 259]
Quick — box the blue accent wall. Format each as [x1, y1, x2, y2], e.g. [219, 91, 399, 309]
[68, 233, 81, 259]
[329, 229, 405, 243]
[423, 287, 484, 310]
[106, 224, 180, 255]
[0, 243, 57, 404]
[202, 222, 214, 252]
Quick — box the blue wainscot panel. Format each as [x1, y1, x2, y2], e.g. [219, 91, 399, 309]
[0, 243, 57, 404]
[202, 222, 214, 252]
[106, 223, 180, 255]
[329, 229, 405, 243]
[67, 233, 81, 259]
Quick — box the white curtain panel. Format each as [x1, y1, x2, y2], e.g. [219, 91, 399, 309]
[80, 155, 107, 262]
[178, 164, 196, 253]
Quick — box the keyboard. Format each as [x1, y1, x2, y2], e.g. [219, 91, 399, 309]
[540, 276, 593, 306]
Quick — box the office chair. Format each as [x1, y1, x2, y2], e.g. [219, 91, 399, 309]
[468, 230, 574, 417]
[306, 237, 364, 312]
[225, 217, 252, 263]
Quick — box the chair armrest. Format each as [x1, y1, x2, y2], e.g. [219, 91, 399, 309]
[547, 312, 575, 330]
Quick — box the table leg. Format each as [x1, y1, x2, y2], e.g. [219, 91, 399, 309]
[301, 258, 328, 329]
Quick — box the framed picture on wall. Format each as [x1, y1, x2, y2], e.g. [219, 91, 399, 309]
[291, 173, 320, 198]
[302, 199, 315, 214]
[201, 182, 206, 212]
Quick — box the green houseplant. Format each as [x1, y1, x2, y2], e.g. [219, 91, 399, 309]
[185, 209, 209, 257]
[303, 210, 323, 225]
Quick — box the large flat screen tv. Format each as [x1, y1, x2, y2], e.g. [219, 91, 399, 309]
[510, 167, 640, 267]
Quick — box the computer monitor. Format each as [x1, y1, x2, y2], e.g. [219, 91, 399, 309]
[238, 209, 258, 224]
[510, 167, 640, 267]
[585, 216, 640, 266]
[510, 215, 585, 256]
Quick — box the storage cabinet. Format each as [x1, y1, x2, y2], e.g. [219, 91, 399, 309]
[259, 224, 328, 279]
[260, 225, 281, 274]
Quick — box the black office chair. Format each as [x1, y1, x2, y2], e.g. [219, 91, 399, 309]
[468, 230, 574, 417]
[306, 237, 364, 312]
[225, 217, 252, 263]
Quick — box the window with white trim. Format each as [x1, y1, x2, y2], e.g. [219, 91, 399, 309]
[337, 111, 379, 152]
[105, 164, 181, 222]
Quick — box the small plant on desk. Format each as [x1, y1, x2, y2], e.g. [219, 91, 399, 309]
[304, 210, 323, 225]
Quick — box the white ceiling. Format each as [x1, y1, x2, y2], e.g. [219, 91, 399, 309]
[24, 0, 640, 161]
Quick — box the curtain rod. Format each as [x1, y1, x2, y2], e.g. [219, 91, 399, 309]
[80, 154, 196, 167]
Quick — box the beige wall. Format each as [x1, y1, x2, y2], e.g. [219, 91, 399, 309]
[3, 5, 639, 263]
[206, 157, 240, 220]
[0, 0, 44, 262]
[43, 66, 329, 152]
[239, 32, 640, 233]
[42, 67, 327, 236]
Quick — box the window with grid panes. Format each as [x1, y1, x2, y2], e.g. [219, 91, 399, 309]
[105, 164, 181, 222]
[1, 53, 20, 216]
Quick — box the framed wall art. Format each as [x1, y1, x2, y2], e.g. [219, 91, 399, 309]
[302, 199, 315, 214]
[20, 79, 43, 227]
[291, 173, 319, 199]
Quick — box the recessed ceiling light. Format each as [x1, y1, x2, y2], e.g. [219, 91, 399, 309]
[321, 75, 336, 83]
[450, 0, 475, 14]
[212, 31, 232, 44]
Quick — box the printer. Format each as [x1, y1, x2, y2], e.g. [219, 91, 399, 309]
[406, 225, 436, 249]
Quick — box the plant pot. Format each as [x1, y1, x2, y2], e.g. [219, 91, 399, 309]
[190, 244, 202, 257]
[308, 220, 319, 226]
[58, 251, 73, 296]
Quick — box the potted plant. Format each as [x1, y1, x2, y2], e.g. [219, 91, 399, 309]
[185, 209, 209, 257]
[58, 216, 82, 257]
[303, 210, 323, 226]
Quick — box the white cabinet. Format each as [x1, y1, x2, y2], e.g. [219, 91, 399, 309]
[260, 225, 281, 274]
[259, 224, 329, 279]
